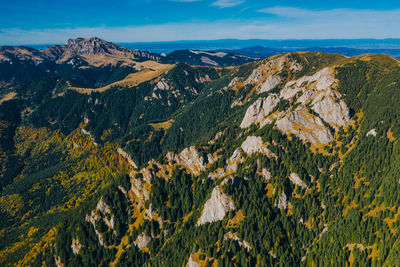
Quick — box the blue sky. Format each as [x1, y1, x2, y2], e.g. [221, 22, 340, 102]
[1, 0, 400, 45]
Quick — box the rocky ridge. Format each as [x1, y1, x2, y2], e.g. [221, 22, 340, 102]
[237, 56, 351, 147]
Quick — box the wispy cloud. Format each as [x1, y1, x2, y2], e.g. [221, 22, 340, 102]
[212, 0, 244, 8]
[2, 7, 400, 45]
[169, 0, 203, 2]
[259, 7, 400, 22]
[257, 7, 400, 39]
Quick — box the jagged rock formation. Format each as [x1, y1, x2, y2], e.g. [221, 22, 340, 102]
[197, 186, 235, 225]
[117, 148, 138, 169]
[186, 255, 200, 267]
[85, 199, 115, 246]
[261, 168, 271, 180]
[241, 136, 276, 158]
[134, 233, 151, 249]
[288, 173, 308, 189]
[224, 232, 252, 251]
[258, 75, 281, 93]
[275, 106, 333, 145]
[166, 146, 206, 176]
[71, 238, 83, 255]
[43, 37, 161, 64]
[240, 95, 279, 128]
[238, 63, 351, 146]
[225, 148, 245, 173]
[367, 129, 377, 137]
[277, 191, 289, 210]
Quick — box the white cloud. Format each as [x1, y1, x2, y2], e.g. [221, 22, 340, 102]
[256, 7, 400, 39]
[2, 7, 400, 45]
[212, 0, 244, 8]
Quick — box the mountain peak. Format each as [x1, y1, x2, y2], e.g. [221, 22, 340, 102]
[64, 36, 116, 56]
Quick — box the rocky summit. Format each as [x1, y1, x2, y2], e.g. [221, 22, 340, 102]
[1, 40, 400, 266]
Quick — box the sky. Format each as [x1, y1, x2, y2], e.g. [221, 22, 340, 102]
[1, 0, 400, 45]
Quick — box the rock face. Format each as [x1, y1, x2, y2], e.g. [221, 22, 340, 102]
[245, 69, 262, 85]
[42, 37, 161, 63]
[240, 95, 280, 128]
[241, 136, 264, 154]
[85, 198, 115, 247]
[201, 56, 218, 66]
[275, 107, 333, 145]
[187, 255, 200, 267]
[197, 187, 235, 225]
[277, 191, 289, 210]
[71, 238, 83, 255]
[131, 171, 150, 201]
[241, 136, 276, 158]
[238, 63, 351, 148]
[224, 232, 252, 251]
[225, 148, 244, 173]
[258, 75, 281, 93]
[366, 129, 377, 137]
[311, 94, 350, 128]
[154, 80, 170, 91]
[288, 173, 308, 189]
[64, 37, 111, 56]
[290, 67, 337, 92]
[166, 146, 206, 176]
[134, 233, 151, 249]
[261, 168, 271, 180]
[117, 148, 138, 169]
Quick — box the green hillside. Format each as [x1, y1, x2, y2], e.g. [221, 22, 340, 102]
[1, 51, 400, 266]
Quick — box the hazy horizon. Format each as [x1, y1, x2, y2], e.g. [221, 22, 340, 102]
[2, 1, 400, 45]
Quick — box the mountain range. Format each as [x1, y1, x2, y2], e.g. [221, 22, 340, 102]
[1, 37, 400, 266]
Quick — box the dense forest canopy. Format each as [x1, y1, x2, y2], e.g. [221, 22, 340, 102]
[1, 49, 400, 266]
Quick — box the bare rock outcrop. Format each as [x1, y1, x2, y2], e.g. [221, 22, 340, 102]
[187, 255, 200, 267]
[277, 191, 289, 210]
[71, 238, 84, 255]
[245, 69, 262, 85]
[197, 187, 235, 225]
[154, 80, 170, 91]
[366, 129, 377, 137]
[258, 75, 281, 93]
[85, 198, 115, 247]
[131, 171, 150, 201]
[240, 95, 280, 129]
[311, 95, 350, 128]
[224, 232, 252, 251]
[225, 148, 244, 173]
[117, 148, 138, 169]
[261, 168, 271, 181]
[275, 107, 333, 145]
[241, 136, 276, 158]
[134, 233, 151, 249]
[166, 146, 206, 176]
[288, 173, 308, 189]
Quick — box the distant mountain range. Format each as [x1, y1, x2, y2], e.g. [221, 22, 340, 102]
[218, 46, 400, 59]
[0, 37, 256, 88]
[3, 36, 400, 266]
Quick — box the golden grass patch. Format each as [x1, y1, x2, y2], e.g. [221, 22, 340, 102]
[227, 209, 245, 228]
[387, 128, 396, 142]
[0, 92, 17, 104]
[342, 200, 358, 217]
[149, 119, 175, 131]
[69, 63, 173, 94]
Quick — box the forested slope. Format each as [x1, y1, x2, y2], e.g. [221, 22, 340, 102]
[1, 51, 400, 266]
